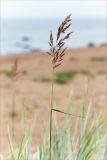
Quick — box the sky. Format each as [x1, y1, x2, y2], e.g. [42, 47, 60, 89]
[1, 0, 106, 19]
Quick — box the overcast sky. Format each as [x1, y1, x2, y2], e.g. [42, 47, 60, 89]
[1, 0, 106, 19]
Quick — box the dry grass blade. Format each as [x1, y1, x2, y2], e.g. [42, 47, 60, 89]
[48, 14, 72, 69]
[52, 109, 85, 119]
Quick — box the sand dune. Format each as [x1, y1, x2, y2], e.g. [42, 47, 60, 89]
[0, 46, 107, 154]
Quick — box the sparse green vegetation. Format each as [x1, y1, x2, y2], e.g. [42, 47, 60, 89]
[39, 75, 51, 82]
[90, 56, 107, 62]
[0, 69, 13, 77]
[55, 70, 93, 84]
[54, 71, 77, 84]
[97, 70, 107, 75]
[39, 70, 92, 84]
[79, 70, 90, 75]
[33, 104, 39, 109]
[21, 69, 28, 75]
[9, 110, 18, 118]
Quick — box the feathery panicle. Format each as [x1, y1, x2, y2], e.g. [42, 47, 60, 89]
[57, 14, 72, 41]
[47, 14, 72, 69]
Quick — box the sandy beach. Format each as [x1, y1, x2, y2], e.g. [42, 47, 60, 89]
[0, 46, 107, 154]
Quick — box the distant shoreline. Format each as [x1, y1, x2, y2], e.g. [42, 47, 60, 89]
[1, 18, 106, 54]
[0, 45, 107, 59]
[0, 43, 107, 56]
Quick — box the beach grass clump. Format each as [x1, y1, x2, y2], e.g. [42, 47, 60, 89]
[97, 70, 107, 75]
[0, 69, 13, 77]
[54, 71, 77, 84]
[90, 56, 107, 62]
[55, 70, 92, 84]
[79, 70, 92, 76]
[38, 71, 76, 84]
[0, 59, 19, 79]
[9, 110, 18, 118]
[21, 69, 28, 76]
[2, 96, 106, 160]
[79, 70, 89, 75]
[39, 70, 92, 84]
[32, 76, 49, 82]
[39, 75, 51, 82]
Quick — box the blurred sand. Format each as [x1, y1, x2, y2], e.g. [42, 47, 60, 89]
[0, 46, 107, 155]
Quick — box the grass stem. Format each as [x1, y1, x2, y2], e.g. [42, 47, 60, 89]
[50, 67, 54, 160]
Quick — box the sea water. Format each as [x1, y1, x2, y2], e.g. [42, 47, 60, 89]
[0, 18, 106, 55]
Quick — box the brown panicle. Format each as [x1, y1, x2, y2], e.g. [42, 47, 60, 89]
[47, 14, 72, 69]
[11, 58, 19, 81]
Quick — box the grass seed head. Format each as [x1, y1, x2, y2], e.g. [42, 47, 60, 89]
[11, 58, 19, 81]
[47, 14, 72, 69]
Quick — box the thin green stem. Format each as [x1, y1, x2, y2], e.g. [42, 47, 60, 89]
[105, 73, 107, 155]
[50, 67, 54, 160]
[0, 77, 2, 153]
[51, 68, 54, 109]
[12, 91, 15, 140]
[50, 108, 52, 160]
